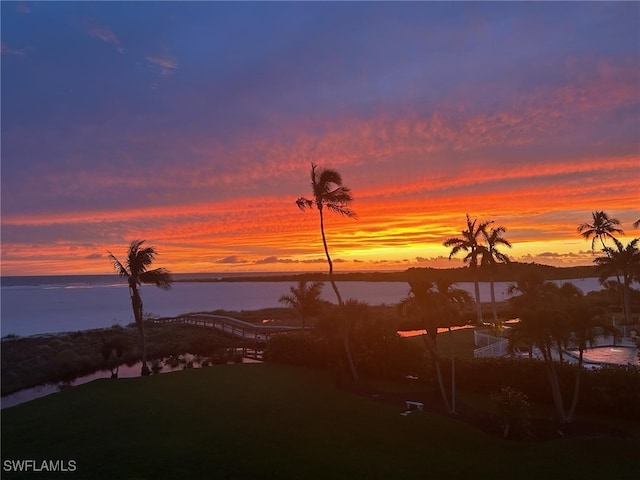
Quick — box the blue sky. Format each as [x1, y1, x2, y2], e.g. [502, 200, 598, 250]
[1, 1, 639, 274]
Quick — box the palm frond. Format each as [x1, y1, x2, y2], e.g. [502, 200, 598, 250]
[296, 197, 314, 211]
[107, 251, 130, 279]
[139, 268, 172, 289]
[325, 185, 354, 203]
[325, 202, 356, 218]
[126, 240, 154, 276]
[317, 168, 344, 191]
[278, 293, 296, 306]
[578, 211, 624, 249]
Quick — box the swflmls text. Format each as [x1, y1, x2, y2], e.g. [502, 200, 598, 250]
[3, 459, 77, 473]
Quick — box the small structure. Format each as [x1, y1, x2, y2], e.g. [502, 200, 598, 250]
[401, 400, 424, 416]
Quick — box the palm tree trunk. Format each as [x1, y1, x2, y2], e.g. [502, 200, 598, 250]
[449, 327, 456, 414]
[422, 334, 452, 414]
[130, 286, 150, 376]
[319, 208, 343, 304]
[319, 207, 358, 384]
[471, 264, 483, 324]
[489, 268, 498, 329]
[623, 277, 632, 324]
[543, 345, 566, 423]
[601, 237, 627, 322]
[556, 339, 564, 363]
[567, 348, 584, 422]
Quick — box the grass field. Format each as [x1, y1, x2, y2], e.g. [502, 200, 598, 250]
[2, 363, 639, 479]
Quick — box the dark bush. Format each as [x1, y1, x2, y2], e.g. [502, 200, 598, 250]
[353, 333, 424, 380]
[491, 386, 532, 438]
[264, 332, 330, 368]
[439, 357, 640, 420]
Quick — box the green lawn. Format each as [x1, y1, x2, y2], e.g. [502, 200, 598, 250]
[2, 363, 638, 479]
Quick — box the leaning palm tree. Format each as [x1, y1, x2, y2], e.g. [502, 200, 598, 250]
[108, 240, 172, 376]
[482, 225, 511, 329]
[577, 210, 624, 251]
[443, 214, 491, 324]
[296, 163, 358, 381]
[278, 280, 325, 331]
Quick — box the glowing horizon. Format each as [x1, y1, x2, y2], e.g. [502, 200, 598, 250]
[1, 2, 639, 276]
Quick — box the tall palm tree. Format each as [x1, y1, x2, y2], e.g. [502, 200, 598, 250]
[564, 301, 618, 422]
[594, 238, 640, 324]
[577, 211, 624, 251]
[578, 211, 626, 320]
[481, 225, 512, 329]
[278, 280, 324, 331]
[297, 163, 358, 381]
[443, 214, 491, 324]
[108, 240, 172, 376]
[508, 291, 618, 424]
[506, 273, 561, 358]
[398, 277, 472, 414]
[507, 307, 569, 421]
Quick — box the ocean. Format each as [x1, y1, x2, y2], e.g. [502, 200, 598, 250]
[0, 274, 605, 337]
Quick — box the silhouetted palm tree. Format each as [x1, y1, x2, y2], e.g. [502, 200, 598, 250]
[564, 301, 618, 422]
[444, 214, 491, 324]
[296, 163, 358, 381]
[508, 290, 618, 424]
[398, 277, 472, 414]
[577, 211, 623, 251]
[578, 211, 626, 318]
[108, 240, 172, 376]
[278, 280, 324, 331]
[633, 219, 640, 229]
[482, 225, 511, 328]
[595, 238, 640, 324]
[506, 272, 559, 311]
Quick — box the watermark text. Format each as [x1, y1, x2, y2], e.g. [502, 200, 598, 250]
[3, 459, 77, 473]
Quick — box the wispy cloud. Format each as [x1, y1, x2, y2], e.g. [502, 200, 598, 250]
[215, 255, 247, 264]
[1, 43, 29, 56]
[253, 256, 331, 265]
[16, 2, 31, 14]
[83, 18, 123, 53]
[146, 55, 178, 75]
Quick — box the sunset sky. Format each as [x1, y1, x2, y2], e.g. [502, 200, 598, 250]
[1, 1, 639, 276]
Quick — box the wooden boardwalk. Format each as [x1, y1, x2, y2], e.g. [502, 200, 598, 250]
[153, 314, 301, 359]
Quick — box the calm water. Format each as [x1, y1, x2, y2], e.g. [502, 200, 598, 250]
[1, 275, 605, 337]
[0, 354, 261, 409]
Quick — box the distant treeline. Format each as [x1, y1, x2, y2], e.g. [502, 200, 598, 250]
[176, 263, 600, 284]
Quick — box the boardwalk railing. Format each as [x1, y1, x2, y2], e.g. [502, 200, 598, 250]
[153, 313, 301, 344]
[473, 329, 508, 358]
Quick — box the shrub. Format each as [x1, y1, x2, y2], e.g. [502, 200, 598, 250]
[264, 332, 330, 368]
[355, 334, 424, 380]
[490, 386, 532, 438]
[443, 357, 640, 420]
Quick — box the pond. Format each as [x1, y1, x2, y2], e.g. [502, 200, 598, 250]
[1, 353, 260, 410]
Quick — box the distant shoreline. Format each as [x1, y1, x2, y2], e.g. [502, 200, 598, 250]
[1, 263, 601, 286]
[173, 263, 601, 284]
